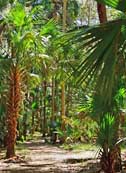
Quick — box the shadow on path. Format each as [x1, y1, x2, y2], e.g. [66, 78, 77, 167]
[0, 140, 98, 173]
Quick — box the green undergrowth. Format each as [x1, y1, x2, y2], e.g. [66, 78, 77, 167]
[60, 143, 98, 151]
[16, 144, 30, 155]
[17, 132, 42, 143]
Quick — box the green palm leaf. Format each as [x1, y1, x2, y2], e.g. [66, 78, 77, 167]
[97, 113, 116, 148]
[62, 19, 126, 105]
[95, 0, 126, 13]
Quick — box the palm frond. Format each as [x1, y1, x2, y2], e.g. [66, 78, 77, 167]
[61, 19, 126, 105]
[97, 113, 116, 148]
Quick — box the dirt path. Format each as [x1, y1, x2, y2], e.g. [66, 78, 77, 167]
[0, 140, 99, 173]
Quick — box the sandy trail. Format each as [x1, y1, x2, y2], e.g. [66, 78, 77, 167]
[0, 140, 99, 173]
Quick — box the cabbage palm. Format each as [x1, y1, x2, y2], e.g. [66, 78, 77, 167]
[60, 0, 126, 172]
[3, 4, 55, 157]
[0, 3, 41, 158]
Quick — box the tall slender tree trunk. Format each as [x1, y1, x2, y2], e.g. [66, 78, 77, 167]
[61, 82, 65, 131]
[51, 78, 57, 143]
[40, 86, 43, 134]
[31, 94, 35, 135]
[43, 81, 47, 137]
[52, 77, 55, 122]
[62, 0, 67, 32]
[66, 84, 71, 117]
[31, 111, 35, 135]
[60, 0, 67, 142]
[6, 65, 22, 158]
[23, 94, 29, 140]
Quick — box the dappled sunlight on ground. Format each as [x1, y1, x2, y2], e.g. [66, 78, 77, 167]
[0, 140, 99, 173]
[3, 140, 126, 173]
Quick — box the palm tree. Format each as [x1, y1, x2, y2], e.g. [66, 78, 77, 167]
[59, 0, 126, 172]
[60, 0, 68, 142]
[1, 3, 40, 158]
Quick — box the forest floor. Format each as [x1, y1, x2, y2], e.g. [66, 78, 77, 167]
[0, 138, 126, 173]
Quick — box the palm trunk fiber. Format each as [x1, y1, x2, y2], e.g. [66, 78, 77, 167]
[6, 65, 21, 158]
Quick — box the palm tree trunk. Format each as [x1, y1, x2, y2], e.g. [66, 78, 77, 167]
[43, 80, 47, 137]
[62, 0, 67, 32]
[40, 87, 43, 134]
[66, 84, 71, 117]
[52, 77, 55, 122]
[97, 3, 107, 23]
[61, 82, 65, 131]
[51, 78, 57, 143]
[60, 0, 67, 143]
[31, 111, 35, 134]
[6, 65, 21, 158]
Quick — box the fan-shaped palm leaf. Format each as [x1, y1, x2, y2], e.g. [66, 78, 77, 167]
[61, 19, 126, 106]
